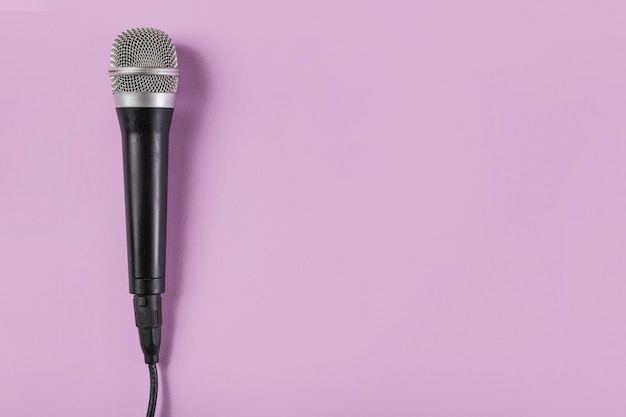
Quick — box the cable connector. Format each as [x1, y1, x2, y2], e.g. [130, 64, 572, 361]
[133, 295, 162, 364]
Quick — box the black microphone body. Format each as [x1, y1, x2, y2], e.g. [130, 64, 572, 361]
[118, 107, 172, 295]
[117, 108, 173, 365]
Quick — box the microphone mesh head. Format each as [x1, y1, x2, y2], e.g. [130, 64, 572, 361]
[110, 28, 178, 94]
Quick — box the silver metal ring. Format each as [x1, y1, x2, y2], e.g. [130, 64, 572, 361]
[113, 92, 176, 108]
[109, 67, 180, 77]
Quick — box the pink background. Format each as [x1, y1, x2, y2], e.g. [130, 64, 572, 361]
[2, 1, 626, 416]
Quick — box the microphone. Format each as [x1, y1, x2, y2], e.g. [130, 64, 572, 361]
[109, 28, 179, 367]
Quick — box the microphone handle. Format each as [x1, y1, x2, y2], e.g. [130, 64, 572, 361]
[117, 106, 173, 364]
[118, 107, 172, 294]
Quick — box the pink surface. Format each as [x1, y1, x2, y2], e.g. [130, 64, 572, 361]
[2, 2, 626, 416]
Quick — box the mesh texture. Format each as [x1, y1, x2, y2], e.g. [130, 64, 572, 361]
[110, 28, 178, 94]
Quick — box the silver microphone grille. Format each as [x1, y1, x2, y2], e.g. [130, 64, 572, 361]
[110, 28, 178, 94]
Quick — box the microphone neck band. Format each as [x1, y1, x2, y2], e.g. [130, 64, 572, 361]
[113, 92, 176, 108]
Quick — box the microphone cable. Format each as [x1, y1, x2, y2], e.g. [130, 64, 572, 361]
[147, 363, 158, 417]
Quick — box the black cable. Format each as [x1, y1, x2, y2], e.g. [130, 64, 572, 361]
[147, 363, 158, 417]
[134, 296, 161, 416]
